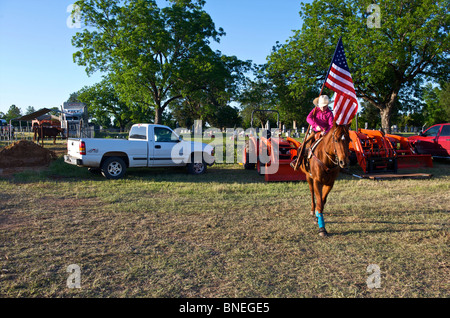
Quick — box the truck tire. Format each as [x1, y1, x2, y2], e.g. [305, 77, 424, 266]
[101, 157, 126, 179]
[187, 160, 207, 175]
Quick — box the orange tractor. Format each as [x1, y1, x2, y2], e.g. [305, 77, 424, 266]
[349, 128, 433, 174]
[240, 110, 306, 182]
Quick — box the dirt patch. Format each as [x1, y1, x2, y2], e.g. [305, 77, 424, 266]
[0, 140, 57, 175]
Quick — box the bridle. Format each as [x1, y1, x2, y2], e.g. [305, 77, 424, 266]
[310, 127, 347, 174]
[325, 128, 341, 166]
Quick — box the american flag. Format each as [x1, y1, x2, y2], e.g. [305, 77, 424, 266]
[324, 37, 358, 125]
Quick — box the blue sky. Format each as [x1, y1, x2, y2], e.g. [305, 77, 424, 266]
[0, 0, 308, 115]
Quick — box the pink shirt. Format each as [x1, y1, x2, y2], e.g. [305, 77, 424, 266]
[307, 107, 334, 133]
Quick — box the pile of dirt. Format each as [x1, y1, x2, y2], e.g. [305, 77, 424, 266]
[0, 140, 57, 168]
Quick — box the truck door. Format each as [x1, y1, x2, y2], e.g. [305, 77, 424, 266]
[415, 124, 442, 155]
[151, 126, 185, 166]
[437, 124, 450, 156]
[127, 124, 149, 167]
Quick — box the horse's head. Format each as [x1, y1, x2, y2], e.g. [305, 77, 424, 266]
[330, 122, 351, 169]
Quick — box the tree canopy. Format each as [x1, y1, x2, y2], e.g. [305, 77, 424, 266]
[72, 0, 250, 125]
[4, 105, 22, 123]
[266, 0, 449, 132]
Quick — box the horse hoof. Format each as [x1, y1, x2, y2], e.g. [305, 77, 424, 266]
[318, 229, 328, 237]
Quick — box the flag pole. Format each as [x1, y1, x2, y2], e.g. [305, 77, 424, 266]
[291, 79, 327, 171]
[291, 37, 341, 171]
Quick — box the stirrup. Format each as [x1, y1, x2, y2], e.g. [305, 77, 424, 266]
[290, 158, 297, 169]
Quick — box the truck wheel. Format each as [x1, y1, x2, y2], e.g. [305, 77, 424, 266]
[187, 161, 207, 175]
[101, 157, 126, 179]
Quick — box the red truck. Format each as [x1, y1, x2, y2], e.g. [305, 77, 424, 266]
[408, 123, 450, 158]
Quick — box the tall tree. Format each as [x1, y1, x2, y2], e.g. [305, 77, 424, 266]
[76, 78, 150, 131]
[238, 76, 278, 128]
[422, 82, 450, 126]
[5, 105, 22, 123]
[25, 106, 36, 115]
[72, 0, 248, 125]
[266, 0, 449, 133]
[169, 54, 250, 128]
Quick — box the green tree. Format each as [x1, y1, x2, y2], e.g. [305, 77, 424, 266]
[169, 54, 250, 128]
[238, 75, 278, 128]
[422, 82, 450, 126]
[67, 92, 80, 103]
[5, 105, 22, 123]
[358, 100, 380, 129]
[25, 106, 36, 115]
[72, 0, 248, 125]
[266, 0, 449, 133]
[76, 78, 148, 131]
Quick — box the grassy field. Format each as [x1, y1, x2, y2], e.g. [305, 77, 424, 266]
[0, 141, 449, 298]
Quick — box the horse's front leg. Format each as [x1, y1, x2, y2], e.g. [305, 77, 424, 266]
[307, 176, 315, 217]
[321, 183, 334, 210]
[313, 180, 328, 237]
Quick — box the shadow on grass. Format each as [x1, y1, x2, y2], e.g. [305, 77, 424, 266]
[5, 155, 449, 184]
[5, 157, 269, 184]
[340, 159, 449, 180]
[321, 208, 448, 237]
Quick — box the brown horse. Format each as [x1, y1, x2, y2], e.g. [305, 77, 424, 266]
[33, 126, 62, 144]
[298, 121, 351, 237]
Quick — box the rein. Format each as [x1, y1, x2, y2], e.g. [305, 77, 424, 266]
[310, 128, 341, 174]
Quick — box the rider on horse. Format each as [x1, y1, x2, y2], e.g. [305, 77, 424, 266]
[307, 95, 334, 140]
[296, 95, 350, 237]
[291, 95, 335, 171]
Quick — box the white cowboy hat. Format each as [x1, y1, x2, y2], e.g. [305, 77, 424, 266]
[313, 95, 330, 107]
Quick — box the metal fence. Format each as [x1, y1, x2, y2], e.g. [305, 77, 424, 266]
[0, 126, 34, 143]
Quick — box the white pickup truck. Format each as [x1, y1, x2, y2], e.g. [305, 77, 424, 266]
[64, 124, 215, 179]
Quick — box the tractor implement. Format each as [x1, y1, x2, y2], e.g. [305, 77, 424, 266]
[241, 110, 306, 182]
[385, 134, 433, 170]
[349, 129, 432, 174]
[260, 136, 306, 182]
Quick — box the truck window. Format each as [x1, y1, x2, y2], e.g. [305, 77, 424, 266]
[129, 125, 147, 140]
[154, 127, 179, 142]
[422, 125, 441, 137]
[440, 125, 450, 137]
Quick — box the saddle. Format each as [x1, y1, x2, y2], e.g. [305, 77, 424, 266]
[292, 132, 323, 173]
[304, 134, 324, 172]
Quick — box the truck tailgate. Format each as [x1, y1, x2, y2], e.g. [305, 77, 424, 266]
[67, 139, 83, 158]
